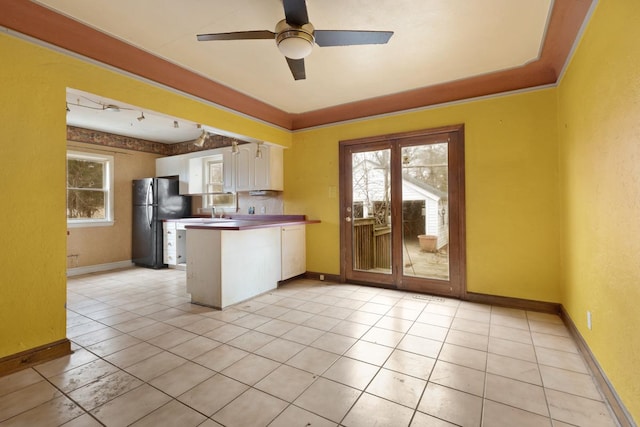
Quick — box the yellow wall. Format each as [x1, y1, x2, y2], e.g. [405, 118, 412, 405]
[3, 3, 637, 419]
[557, 0, 640, 420]
[0, 35, 68, 357]
[66, 142, 160, 268]
[287, 89, 561, 302]
[0, 32, 290, 359]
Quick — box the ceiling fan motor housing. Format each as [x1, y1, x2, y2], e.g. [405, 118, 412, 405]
[275, 19, 315, 59]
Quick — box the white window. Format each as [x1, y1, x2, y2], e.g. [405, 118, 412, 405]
[66, 151, 114, 227]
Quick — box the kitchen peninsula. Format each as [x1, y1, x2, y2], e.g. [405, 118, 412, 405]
[183, 215, 319, 309]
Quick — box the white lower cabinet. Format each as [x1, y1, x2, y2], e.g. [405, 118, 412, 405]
[187, 227, 282, 309]
[163, 221, 186, 267]
[186, 223, 309, 309]
[281, 225, 306, 280]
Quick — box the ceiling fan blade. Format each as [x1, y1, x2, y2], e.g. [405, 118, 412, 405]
[283, 0, 309, 26]
[314, 30, 394, 47]
[286, 57, 306, 80]
[197, 30, 275, 42]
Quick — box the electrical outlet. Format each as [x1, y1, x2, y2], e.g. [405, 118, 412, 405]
[587, 311, 592, 330]
[319, 274, 325, 281]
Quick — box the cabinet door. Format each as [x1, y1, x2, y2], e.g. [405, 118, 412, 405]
[281, 225, 306, 280]
[222, 149, 235, 192]
[235, 144, 254, 191]
[187, 157, 204, 194]
[176, 230, 186, 265]
[254, 145, 284, 191]
[157, 156, 189, 194]
[163, 222, 177, 265]
[254, 145, 269, 190]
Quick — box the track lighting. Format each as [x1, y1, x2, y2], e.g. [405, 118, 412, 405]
[231, 140, 239, 155]
[104, 104, 120, 112]
[137, 112, 145, 122]
[173, 120, 179, 128]
[194, 129, 208, 147]
[255, 142, 263, 159]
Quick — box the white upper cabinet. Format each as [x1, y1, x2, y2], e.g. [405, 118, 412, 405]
[187, 157, 204, 194]
[254, 144, 284, 191]
[157, 143, 283, 194]
[156, 149, 215, 195]
[156, 155, 189, 194]
[223, 143, 283, 192]
[235, 144, 253, 192]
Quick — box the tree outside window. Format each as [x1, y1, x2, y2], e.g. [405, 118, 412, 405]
[67, 151, 114, 226]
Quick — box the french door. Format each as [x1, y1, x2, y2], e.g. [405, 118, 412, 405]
[339, 125, 466, 297]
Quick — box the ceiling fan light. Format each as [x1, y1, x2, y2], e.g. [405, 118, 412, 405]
[277, 33, 314, 59]
[275, 21, 315, 60]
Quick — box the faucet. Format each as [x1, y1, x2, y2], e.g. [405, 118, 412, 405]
[211, 206, 223, 218]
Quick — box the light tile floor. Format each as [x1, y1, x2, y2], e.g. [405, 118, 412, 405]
[0, 268, 620, 426]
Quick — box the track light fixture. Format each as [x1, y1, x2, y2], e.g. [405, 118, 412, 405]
[173, 120, 179, 128]
[137, 112, 146, 122]
[255, 142, 263, 159]
[194, 129, 208, 147]
[231, 140, 239, 155]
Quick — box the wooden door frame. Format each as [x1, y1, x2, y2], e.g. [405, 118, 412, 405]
[339, 124, 467, 297]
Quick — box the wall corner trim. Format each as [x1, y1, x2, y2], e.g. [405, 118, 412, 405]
[0, 339, 71, 377]
[560, 306, 637, 427]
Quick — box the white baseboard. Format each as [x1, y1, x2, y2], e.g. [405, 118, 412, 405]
[67, 260, 134, 277]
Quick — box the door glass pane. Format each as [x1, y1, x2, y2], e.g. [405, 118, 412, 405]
[401, 143, 449, 280]
[351, 149, 392, 274]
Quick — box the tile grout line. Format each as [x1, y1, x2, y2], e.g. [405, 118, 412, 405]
[32, 272, 617, 426]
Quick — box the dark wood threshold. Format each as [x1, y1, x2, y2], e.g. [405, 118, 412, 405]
[464, 291, 561, 314]
[560, 307, 636, 427]
[0, 339, 71, 377]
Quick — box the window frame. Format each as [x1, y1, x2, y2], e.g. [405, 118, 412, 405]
[66, 150, 115, 228]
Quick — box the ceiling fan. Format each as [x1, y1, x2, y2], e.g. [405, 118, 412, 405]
[196, 0, 393, 80]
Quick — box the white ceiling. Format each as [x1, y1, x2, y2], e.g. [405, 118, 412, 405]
[40, 0, 553, 114]
[66, 88, 253, 144]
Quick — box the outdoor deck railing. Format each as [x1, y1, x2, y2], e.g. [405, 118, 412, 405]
[353, 218, 391, 270]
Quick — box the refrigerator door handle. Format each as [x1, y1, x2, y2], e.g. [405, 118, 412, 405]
[147, 180, 154, 228]
[147, 180, 154, 206]
[147, 205, 153, 228]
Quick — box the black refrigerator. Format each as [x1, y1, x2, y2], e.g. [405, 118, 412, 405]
[132, 178, 191, 268]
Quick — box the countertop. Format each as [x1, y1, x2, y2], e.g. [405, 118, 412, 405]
[165, 215, 320, 231]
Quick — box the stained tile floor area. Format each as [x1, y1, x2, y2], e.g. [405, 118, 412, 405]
[0, 268, 619, 426]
